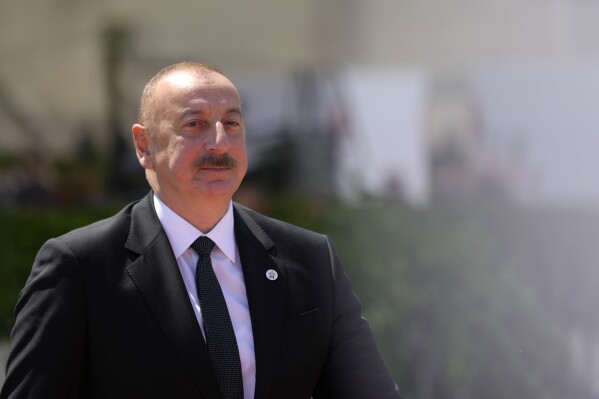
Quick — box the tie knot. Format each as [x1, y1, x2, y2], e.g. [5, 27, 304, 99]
[191, 236, 215, 255]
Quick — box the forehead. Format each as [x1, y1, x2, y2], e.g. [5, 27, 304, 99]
[155, 70, 241, 113]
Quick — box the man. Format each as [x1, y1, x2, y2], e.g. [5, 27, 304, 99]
[1, 62, 402, 398]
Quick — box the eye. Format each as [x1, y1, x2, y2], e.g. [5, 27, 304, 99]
[184, 120, 204, 128]
[224, 116, 243, 128]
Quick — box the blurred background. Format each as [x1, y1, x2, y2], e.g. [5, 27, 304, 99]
[2, 0, 599, 397]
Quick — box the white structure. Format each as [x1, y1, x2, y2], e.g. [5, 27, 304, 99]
[2, 0, 599, 205]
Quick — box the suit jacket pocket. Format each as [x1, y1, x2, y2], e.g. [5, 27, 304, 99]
[283, 307, 323, 336]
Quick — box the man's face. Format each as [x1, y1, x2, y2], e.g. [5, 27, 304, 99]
[136, 70, 248, 206]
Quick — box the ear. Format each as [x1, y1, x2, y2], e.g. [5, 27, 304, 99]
[132, 123, 154, 170]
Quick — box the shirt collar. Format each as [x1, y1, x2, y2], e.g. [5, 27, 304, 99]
[153, 194, 237, 263]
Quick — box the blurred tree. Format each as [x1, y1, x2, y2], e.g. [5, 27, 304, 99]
[102, 22, 145, 199]
[277, 199, 592, 399]
[0, 78, 40, 150]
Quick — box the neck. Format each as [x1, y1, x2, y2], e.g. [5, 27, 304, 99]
[154, 191, 230, 233]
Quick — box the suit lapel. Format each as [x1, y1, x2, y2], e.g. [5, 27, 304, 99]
[124, 194, 219, 399]
[234, 205, 286, 399]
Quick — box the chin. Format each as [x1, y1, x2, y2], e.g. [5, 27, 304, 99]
[197, 181, 240, 199]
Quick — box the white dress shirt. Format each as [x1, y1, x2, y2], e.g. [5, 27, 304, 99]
[153, 195, 256, 399]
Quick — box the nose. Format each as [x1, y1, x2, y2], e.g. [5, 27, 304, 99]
[205, 122, 230, 153]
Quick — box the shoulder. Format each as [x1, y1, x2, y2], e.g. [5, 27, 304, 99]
[49, 200, 140, 256]
[233, 203, 327, 244]
[60, 200, 137, 242]
[233, 203, 337, 272]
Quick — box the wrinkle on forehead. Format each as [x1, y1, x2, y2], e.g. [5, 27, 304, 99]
[162, 69, 231, 90]
[152, 71, 242, 129]
[180, 101, 242, 116]
[160, 72, 240, 104]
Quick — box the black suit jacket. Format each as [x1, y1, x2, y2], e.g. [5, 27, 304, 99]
[1, 194, 401, 398]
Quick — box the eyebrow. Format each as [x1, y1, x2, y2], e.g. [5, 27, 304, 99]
[179, 107, 242, 119]
[224, 107, 243, 116]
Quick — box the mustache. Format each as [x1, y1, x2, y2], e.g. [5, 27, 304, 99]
[193, 153, 237, 169]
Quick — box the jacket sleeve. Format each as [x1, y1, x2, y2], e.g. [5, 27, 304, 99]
[1, 238, 87, 399]
[312, 236, 403, 399]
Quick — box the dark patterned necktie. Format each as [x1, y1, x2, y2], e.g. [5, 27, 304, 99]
[191, 236, 244, 399]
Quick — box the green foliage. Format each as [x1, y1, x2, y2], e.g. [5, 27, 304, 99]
[0, 207, 121, 336]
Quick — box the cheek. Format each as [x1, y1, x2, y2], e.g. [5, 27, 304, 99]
[166, 146, 194, 172]
[152, 138, 191, 173]
[232, 148, 248, 172]
[171, 135, 192, 157]
[230, 137, 247, 160]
